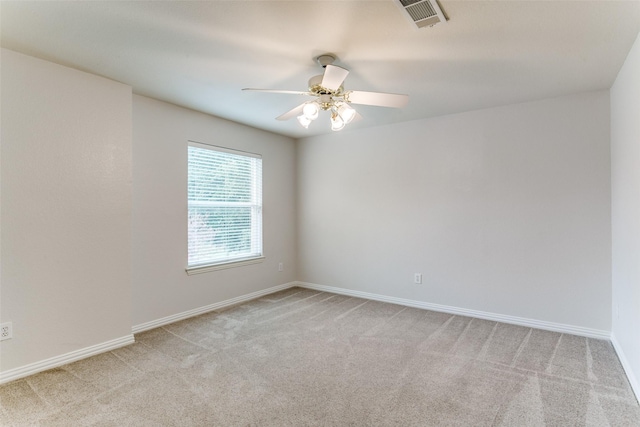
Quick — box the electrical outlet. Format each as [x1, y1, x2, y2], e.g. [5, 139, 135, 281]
[0, 322, 12, 341]
[278, 262, 283, 272]
[414, 273, 422, 284]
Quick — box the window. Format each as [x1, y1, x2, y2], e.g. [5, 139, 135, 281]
[187, 141, 262, 274]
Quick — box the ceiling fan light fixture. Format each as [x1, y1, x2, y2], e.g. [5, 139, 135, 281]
[330, 111, 346, 131]
[302, 101, 320, 120]
[297, 114, 312, 128]
[336, 102, 356, 124]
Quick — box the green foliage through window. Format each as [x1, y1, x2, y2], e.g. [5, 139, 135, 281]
[188, 143, 262, 267]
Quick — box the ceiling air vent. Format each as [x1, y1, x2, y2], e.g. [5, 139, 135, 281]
[396, 0, 447, 29]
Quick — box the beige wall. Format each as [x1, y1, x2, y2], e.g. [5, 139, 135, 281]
[131, 95, 297, 328]
[611, 31, 640, 397]
[0, 49, 133, 372]
[297, 91, 611, 333]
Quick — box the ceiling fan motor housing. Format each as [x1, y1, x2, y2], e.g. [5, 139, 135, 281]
[308, 74, 343, 98]
[308, 75, 323, 89]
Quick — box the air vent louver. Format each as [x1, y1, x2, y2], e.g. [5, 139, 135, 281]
[395, 0, 447, 29]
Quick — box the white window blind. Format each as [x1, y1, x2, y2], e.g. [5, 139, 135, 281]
[187, 142, 262, 269]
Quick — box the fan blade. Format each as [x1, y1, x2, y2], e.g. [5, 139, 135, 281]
[347, 91, 409, 108]
[276, 103, 306, 121]
[242, 88, 311, 95]
[321, 65, 349, 91]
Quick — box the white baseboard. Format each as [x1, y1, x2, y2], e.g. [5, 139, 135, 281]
[611, 334, 640, 403]
[0, 334, 134, 385]
[2, 281, 616, 388]
[131, 282, 297, 334]
[296, 281, 611, 340]
[1, 283, 297, 385]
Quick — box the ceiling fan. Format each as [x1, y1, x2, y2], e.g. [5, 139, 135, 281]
[242, 54, 409, 131]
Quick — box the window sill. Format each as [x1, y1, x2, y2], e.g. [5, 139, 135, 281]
[185, 256, 265, 275]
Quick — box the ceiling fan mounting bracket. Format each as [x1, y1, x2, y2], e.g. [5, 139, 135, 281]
[315, 54, 337, 68]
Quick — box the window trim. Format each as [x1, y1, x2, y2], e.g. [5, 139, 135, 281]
[186, 140, 263, 274]
[185, 256, 265, 275]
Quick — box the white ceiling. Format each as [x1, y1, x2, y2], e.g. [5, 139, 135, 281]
[2, 1, 639, 138]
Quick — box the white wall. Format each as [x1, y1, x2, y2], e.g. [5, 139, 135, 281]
[132, 95, 296, 327]
[611, 32, 640, 397]
[0, 49, 133, 372]
[0, 46, 624, 387]
[297, 91, 611, 333]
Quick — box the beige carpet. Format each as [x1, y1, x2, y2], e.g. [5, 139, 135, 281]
[1, 287, 638, 426]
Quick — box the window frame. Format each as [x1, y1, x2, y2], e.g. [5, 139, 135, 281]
[185, 141, 263, 275]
